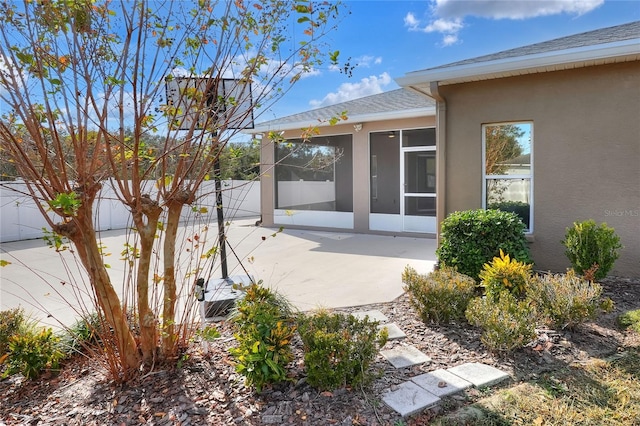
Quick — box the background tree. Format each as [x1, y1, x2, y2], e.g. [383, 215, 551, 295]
[0, 0, 345, 380]
[484, 124, 525, 176]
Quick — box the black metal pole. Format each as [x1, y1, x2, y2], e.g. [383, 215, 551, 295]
[213, 154, 229, 280]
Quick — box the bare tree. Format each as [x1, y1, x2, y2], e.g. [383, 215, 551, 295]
[0, 0, 345, 379]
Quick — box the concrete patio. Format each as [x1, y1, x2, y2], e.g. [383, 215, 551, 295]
[0, 217, 437, 328]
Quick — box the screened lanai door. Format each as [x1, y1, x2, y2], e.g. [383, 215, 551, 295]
[369, 128, 437, 233]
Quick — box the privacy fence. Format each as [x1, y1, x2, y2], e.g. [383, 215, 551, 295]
[0, 180, 260, 243]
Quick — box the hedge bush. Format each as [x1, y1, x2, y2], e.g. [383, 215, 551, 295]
[528, 270, 604, 330]
[297, 310, 387, 391]
[465, 291, 537, 353]
[403, 266, 476, 324]
[562, 220, 622, 280]
[437, 209, 532, 280]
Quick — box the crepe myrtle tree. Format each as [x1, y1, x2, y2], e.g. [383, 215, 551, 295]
[0, 0, 347, 380]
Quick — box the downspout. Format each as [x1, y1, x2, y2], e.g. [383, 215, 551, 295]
[429, 81, 446, 246]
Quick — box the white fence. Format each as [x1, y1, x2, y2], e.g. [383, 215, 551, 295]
[277, 180, 335, 208]
[0, 180, 260, 243]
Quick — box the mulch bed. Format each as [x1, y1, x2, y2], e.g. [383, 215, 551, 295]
[1, 277, 639, 426]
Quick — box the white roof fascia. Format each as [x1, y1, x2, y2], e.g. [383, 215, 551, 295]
[246, 106, 436, 134]
[396, 39, 640, 92]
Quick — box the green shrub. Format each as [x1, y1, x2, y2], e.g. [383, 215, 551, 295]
[528, 270, 603, 330]
[618, 309, 640, 333]
[0, 308, 32, 355]
[479, 250, 532, 300]
[229, 283, 296, 393]
[562, 220, 622, 280]
[465, 292, 537, 353]
[3, 328, 65, 379]
[437, 209, 531, 280]
[61, 312, 105, 355]
[297, 310, 388, 391]
[402, 266, 476, 324]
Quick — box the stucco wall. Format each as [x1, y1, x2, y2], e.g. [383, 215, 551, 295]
[439, 61, 640, 277]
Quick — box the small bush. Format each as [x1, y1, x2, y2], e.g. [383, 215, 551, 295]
[618, 309, 640, 333]
[3, 328, 65, 379]
[297, 310, 388, 391]
[437, 209, 531, 280]
[402, 266, 476, 324]
[0, 308, 32, 355]
[465, 291, 537, 353]
[229, 283, 296, 393]
[528, 270, 603, 330]
[61, 312, 105, 355]
[479, 250, 532, 300]
[562, 220, 622, 280]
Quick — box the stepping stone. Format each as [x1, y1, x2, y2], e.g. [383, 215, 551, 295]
[411, 369, 473, 398]
[378, 323, 406, 340]
[447, 363, 510, 388]
[381, 345, 431, 369]
[381, 381, 441, 417]
[351, 310, 388, 323]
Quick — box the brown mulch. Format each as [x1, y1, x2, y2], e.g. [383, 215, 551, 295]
[1, 277, 639, 426]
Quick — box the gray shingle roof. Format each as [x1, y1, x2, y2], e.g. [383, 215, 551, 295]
[251, 88, 434, 132]
[424, 21, 640, 72]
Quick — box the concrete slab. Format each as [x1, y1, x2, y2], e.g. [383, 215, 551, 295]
[381, 345, 431, 369]
[411, 369, 472, 398]
[0, 217, 437, 328]
[378, 323, 406, 340]
[381, 381, 441, 417]
[447, 363, 510, 388]
[351, 310, 389, 323]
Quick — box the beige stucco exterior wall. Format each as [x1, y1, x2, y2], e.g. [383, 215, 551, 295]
[259, 116, 435, 233]
[438, 61, 640, 277]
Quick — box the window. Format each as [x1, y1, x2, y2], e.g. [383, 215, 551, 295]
[483, 122, 532, 231]
[275, 135, 353, 212]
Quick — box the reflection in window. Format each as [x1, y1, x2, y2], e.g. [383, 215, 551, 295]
[483, 123, 532, 230]
[275, 135, 353, 212]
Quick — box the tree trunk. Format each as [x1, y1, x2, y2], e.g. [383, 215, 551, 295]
[58, 213, 140, 376]
[161, 198, 183, 358]
[133, 196, 163, 364]
[136, 233, 158, 364]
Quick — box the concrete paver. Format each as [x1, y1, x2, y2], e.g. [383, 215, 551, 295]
[411, 369, 473, 398]
[447, 362, 511, 388]
[381, 381, 441, 417]
[351, 310, 389, 323]
[378, 323, 406, 340]
[381, 345, 431, 368]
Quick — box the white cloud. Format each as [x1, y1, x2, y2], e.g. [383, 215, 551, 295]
[356, 55, 384, 68]
[309, 72, 392, 108]
[408, 0, 604, 46]
[434, 0, 604, 20]
[404, 13, 463, 46]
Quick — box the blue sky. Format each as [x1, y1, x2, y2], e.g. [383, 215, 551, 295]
[257, 0, 639, 123]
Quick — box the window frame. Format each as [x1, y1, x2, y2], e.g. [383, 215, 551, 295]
[481, 121, 534, 233]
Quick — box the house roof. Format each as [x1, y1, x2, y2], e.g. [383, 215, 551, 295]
[247, 88, 435, 133]
[397, 21, 640, 97]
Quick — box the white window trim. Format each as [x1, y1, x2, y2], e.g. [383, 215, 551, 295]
[481, 122, 534, 233]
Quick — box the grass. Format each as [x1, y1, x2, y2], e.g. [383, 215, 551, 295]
[430, 347, 640, 425]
